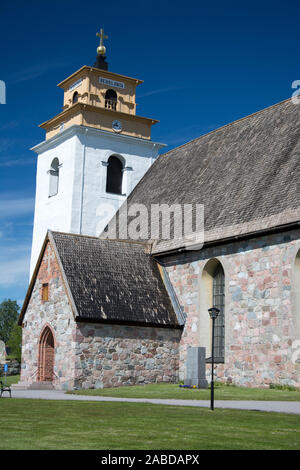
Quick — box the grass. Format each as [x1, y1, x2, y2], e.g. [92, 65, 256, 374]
[68, 382, 300, 401]
[0, 398, 299, 450]
[5, 375, 20, 385]
[0, 374, 20, 387]
[6, 354, 21, 361]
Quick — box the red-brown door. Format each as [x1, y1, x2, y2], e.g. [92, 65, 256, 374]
[38, 326, 55, 381]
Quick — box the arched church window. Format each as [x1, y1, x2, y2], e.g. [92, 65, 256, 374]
[72, 91, 78, 104]
[212, 263, 225, 361]
[105, 89, 117, 110]
[294, 249, 300, 339]
[48, 158, 60, 197]
[199, 259, 225, 362]
[106, 156, 123, 195]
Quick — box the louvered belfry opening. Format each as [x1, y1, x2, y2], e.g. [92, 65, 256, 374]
[212, 263, 225, 361]
[38, 326, 55, 382]
[105, 89, 117, 110]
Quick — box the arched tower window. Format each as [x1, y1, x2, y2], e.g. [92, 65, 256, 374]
[106, 156, 123, 195]
[105, 89, 117, 110]
[72, 91, 78, 104]
[49, 158, 60, 197]
[199, 259, 225, 362]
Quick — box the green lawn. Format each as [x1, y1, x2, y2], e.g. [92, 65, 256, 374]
[0, 398, 299, 450]
[68, 382, 300, 401]
[1, 374, 20, 387]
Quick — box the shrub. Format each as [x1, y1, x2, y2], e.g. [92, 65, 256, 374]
[269, 383, 298, 392]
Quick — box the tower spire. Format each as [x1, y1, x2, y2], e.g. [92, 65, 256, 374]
[94, 27, 109, 70]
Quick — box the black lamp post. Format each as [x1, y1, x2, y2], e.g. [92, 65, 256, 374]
[208, 306, 220, 411]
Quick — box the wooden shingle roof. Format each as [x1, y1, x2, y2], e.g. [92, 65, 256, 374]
[109, 98, 300, 252]
[51, 232, 180, 327]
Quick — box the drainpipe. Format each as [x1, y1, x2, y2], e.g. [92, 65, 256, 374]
[79, 128, 88, 234]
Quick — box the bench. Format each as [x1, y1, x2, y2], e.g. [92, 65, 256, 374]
[0, 380, 11, 398]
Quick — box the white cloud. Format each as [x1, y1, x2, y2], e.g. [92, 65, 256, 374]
[0, 240, 31, 287]
[0, 138, 14, 153]
[0, 157, 35, 168]
[0, 121, 19, 130]
[17, 299, 24, 309]
[0, 256, 30, 286]
[10, 59, 73, 84]
[0, 196, 34, 219]
[138, 85, 185, 98]
[161, 123, 220, 146]
[0, 138, 32, 154]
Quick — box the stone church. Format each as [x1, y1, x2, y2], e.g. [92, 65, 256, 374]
[17, 30, 300, 390]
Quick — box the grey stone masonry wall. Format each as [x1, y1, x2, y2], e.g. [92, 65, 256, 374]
[74, 323, 181, 389]
[165, 229, 300, 388]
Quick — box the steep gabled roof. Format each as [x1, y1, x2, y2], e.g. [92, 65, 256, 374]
[19, 231, 181, 328]
[108, 98, 300, 253]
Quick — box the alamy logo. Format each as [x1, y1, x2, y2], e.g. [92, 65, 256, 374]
[291, 80, 300, 105]
[0, 80, 6, 104]
[96, 202, 205, 251]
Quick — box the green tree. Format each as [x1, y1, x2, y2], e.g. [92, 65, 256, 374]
[7, 324, 22, 362]
[0, 299, 20, 344]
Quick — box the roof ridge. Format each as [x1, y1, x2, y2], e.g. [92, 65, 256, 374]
[98, 237, 150, 246]
[50, 230, 150, 247]
[120, 96, 294, 209]
[161, 97, 293, 158]
[50, 230, 101, 241]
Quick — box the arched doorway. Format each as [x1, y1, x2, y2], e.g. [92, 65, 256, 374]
[38, 326, 55, 381]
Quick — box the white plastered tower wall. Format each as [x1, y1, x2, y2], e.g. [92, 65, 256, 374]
[30, 129, 77, 276]
[30, 124, 164, 276]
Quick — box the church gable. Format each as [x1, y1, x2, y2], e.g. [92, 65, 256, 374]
[19, 237, 77, 390]
[19, 235, 77, 326]
[18, 232, 182, 390]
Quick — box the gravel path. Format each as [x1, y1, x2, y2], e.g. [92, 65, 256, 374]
[5, 389, 300, 414]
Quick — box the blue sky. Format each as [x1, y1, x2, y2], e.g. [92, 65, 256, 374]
[0, 0, 299, 306]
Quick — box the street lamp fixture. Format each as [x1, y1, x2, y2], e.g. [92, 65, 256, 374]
[208, 306, 220, 410]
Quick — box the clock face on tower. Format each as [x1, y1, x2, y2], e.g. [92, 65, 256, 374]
[112, 120, 122, 133]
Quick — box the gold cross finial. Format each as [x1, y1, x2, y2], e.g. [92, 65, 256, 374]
[96, 28, 108, 56]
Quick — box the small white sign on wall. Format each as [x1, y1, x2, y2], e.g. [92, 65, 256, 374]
[69, 79, 83, 91]
[99, 77, 125, 89]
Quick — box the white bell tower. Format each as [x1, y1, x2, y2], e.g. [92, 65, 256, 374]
[30, 29, 164, 276]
